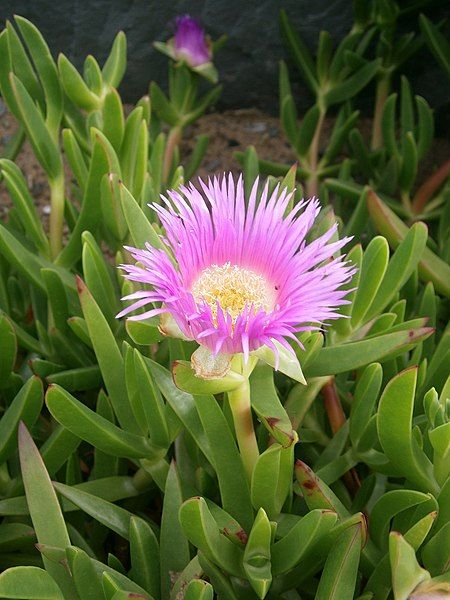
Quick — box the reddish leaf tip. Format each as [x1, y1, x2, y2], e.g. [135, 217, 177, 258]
[236, 529, 249, 545]
[75, 275, 85, 294]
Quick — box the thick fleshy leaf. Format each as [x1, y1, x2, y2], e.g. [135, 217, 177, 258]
[307, 327, 433, 377]
[350, 236, 389, 328]
[53, 481, 134, 539]
[179, 497, 245, 578]
[102, 30, 127, 87]
[0, 567, 64, 599]
[389, 533, 430, 600]
[58, 53, 100, 110]
[243, 508, 272, 599]
[272, 509, 337, 575]
[251, 442, 296, 519]
[377, 367, 439, 494]
[315, 522, 364, 600]
[0, 314, 17, 387]
[46, 384, 155, 459]
[349, 363, 382, 449]
[8, 73, 62, 179]
[279, 10, 318, 93]
[147, 360, 212, 464]
[18, 424, 77, 599]
[184, 580, 213, 600]
[66, 547, 104, 600]
[56, 131, 119, 267]
[369, 490, 434, 551]
[76, 277, 139, 432]
[82, 231, 119, 328]
[132, 349, 170, 448]
[193, 393, 254, 531]
[419, 14, 450, 81]
[249, 364, 296, 447]
[160, 462, 190, 599]
[129, 516, 160, 600]
[0, 376, 43, 463]
[126, 319, 162, 345]
[0, 160, 49, 255]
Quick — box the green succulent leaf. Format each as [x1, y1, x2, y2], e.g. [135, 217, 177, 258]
[0, 566, 64, 599]
[250, 364, 296, 447]
[389, 533, 430, 600]
[251, 442, 295, 519]
[315, 522, 364, 600]
[243, 508, 272, 599]
[377, 367, 439, 494]
[18, 424, 77, 599]
[179, 496, 245, 578]
[46, 384, 156, 459]
[272, 509, 338, 575]
[160, 462, 192, 598]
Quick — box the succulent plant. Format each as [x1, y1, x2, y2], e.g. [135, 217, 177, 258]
[0, 6, 448, 600]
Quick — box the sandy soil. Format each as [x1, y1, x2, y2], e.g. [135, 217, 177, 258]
[1, 101, 448, 227]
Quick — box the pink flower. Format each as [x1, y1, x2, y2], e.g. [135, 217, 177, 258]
[118, 174, 355, 363]
[173, 15, 211, 67]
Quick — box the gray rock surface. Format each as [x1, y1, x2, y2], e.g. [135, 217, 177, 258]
[0, 0, 449, 118]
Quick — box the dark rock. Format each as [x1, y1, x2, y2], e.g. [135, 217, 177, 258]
[0, 0, 449, 121]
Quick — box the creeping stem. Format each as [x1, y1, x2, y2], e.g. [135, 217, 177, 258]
[228, 378, 259, 482]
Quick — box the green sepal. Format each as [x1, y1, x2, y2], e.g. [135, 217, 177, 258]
[173, 360, 245, 395]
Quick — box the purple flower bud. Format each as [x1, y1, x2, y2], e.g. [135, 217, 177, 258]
[173, 15, 212, 67]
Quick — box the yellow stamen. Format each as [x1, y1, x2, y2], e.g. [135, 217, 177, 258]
[192, 262, 274, 322]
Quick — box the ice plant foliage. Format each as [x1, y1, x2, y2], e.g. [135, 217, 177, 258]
[173, 15, 212, 67]
[118, 174, 355, 363]
[1, 12, 449, 599]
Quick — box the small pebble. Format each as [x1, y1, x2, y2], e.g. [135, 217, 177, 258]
[244, 121, 267, 133]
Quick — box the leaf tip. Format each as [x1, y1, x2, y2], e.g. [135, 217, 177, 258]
[75, 275, 86, 294]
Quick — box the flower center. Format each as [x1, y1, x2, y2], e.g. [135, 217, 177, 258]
[192, 262, 274, 322]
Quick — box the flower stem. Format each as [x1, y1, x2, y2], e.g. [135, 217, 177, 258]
[49, 173, 65, 259]
[228, 378, 259, 482]
[162, 125, 182, 186]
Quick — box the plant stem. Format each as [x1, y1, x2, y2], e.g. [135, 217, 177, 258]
[371, 74, 390, 150]
[306, 108, 325, 198]
[228, 378, 259, 482]
[49, 173, 65, 259]
[321, 377, 346, 435]
[162, 125, 182, 186]
[321, 376, 360, 495]
[412, 158, 450, 214]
